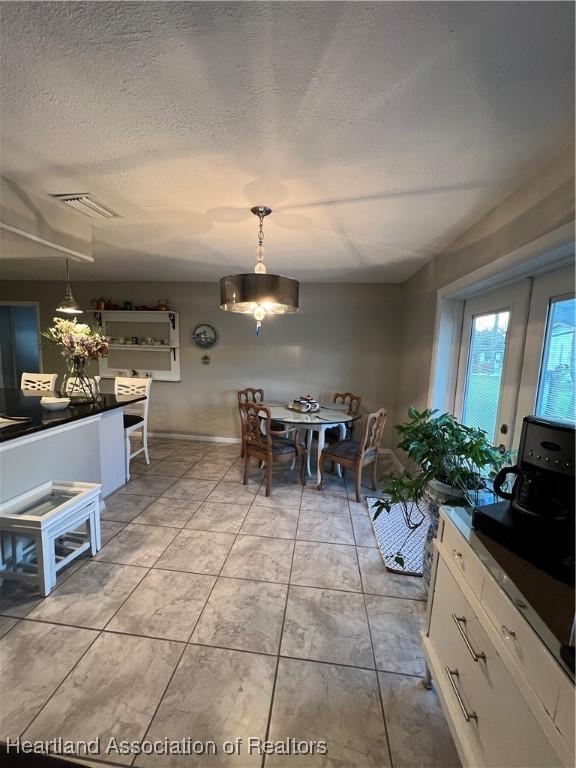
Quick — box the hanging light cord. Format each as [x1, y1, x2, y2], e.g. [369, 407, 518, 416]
[258, 209, 265, 246]
[255, 209, 266, 271]
[254, 207, 267, 334]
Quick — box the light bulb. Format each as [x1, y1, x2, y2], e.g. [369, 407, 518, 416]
[254, 261, 267, 274]
[253, 306, 266, 322]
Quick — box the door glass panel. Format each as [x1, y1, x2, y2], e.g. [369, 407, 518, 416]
[535, 297, 575, 423]
[462, 310, 510, 440]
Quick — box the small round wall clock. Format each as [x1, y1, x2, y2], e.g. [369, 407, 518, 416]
[192, 324, 218, 349]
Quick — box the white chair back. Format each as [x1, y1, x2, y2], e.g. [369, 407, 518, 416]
[65, 375, 101, 398]
[115, 376, 152, 479]
[20, 372, 58, 391]
[114, 376, 152, 421]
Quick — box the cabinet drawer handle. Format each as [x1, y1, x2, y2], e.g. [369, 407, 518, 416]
[501, 625, 516, 641]
[451, 548, 463, 562]
[445, 667, 477, 722]
[452, 614, 486, 662]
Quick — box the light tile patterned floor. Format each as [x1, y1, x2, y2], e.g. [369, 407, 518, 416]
[0, 440, 460, 768]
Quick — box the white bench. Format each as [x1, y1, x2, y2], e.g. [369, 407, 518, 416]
[0, 480, 102, 596]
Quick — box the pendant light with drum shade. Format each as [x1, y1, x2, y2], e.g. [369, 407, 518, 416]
[56, 258, 83, 315]
[219, 206, 299, 334]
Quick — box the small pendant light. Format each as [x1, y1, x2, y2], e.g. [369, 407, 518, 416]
[56, 258, 83, 315]
[219, 206, 300, 334]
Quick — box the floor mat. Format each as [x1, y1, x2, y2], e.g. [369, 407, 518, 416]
[367, 497, 430, 576]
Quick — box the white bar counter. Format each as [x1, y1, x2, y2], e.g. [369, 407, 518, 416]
[0, 386, 144, 503]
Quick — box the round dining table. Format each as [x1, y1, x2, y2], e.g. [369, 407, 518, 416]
[264, 404, 359, 484]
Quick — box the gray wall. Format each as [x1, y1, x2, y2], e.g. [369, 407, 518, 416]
[394, 146, 575, 428]
[0, 280, 402, 443]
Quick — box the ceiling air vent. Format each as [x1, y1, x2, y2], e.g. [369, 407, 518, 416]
[51, 193, 119, 220]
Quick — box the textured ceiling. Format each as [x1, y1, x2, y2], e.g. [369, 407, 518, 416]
[0, 1, 573, 282]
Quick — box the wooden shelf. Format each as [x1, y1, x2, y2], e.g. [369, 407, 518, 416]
[95, 310, 181, 382]
[88, 309, 173, 315]
[108, 344, 175, 350]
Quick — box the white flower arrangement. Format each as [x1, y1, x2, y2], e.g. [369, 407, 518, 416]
[43, 317, 110, 362]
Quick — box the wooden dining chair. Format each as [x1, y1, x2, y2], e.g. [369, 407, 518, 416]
[333, 391, 362, 434]
[237, 387, 285, 456]
[238, 389, 264, 457]
[238, 388, 264, 405]
[318, 407, 387, 502]
[325, 391, 362, 446]
[240, 402, 306, 496]
[333, 392, 362, 416]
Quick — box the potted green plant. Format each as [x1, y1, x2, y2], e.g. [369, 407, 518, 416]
[372, 407, 509, 583]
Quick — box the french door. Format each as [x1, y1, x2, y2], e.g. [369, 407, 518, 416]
[454, 281, 531, 450]
[455, 265, 575, 450]
[514, 265, 575, 437]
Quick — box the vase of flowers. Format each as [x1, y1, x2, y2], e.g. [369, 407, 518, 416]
[43, 317, 109, 402]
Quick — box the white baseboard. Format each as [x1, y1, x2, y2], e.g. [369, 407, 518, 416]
[148, 435, 404, 464]
[378, 447, 404, 473]
[148, 431, 241, 444]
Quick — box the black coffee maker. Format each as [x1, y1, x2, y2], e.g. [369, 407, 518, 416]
[493, 415, 574, 520]
[473, 415, 574, 585]
[474, 416, 575, 673]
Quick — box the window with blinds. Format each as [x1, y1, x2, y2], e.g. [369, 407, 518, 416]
[461, 310, 510, 441]
[536, 297, 575, 423]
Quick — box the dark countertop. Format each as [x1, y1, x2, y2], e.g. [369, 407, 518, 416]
[444, 505, 574, 681]
[0, 384, 146, 443]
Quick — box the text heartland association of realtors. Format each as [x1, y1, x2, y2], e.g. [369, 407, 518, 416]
[4, 737, 329, 757]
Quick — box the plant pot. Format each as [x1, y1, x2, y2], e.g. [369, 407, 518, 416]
[422, 478, 465, 587]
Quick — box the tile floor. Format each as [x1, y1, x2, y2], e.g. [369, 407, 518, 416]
[0, 439, 460, 768]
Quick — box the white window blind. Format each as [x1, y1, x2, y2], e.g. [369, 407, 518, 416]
[536, 297, 575, 423]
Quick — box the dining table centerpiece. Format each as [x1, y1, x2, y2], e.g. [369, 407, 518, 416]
[43, 317, 109, 402]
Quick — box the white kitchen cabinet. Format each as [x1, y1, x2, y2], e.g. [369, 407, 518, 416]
[423, 508, 574, 768]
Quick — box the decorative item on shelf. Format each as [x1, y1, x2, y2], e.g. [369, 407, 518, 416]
[135, 370, 152, 378]
[123, 301, 134, 311]
[370, 407, 510, 585]
[91, 297, 111, 311]
[219, 205, 300, 335]
[42, 317, 109, 403]
[192, 324, 218, 349]
[56, 259, 83, 315]
[156, 299, 170, 311]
